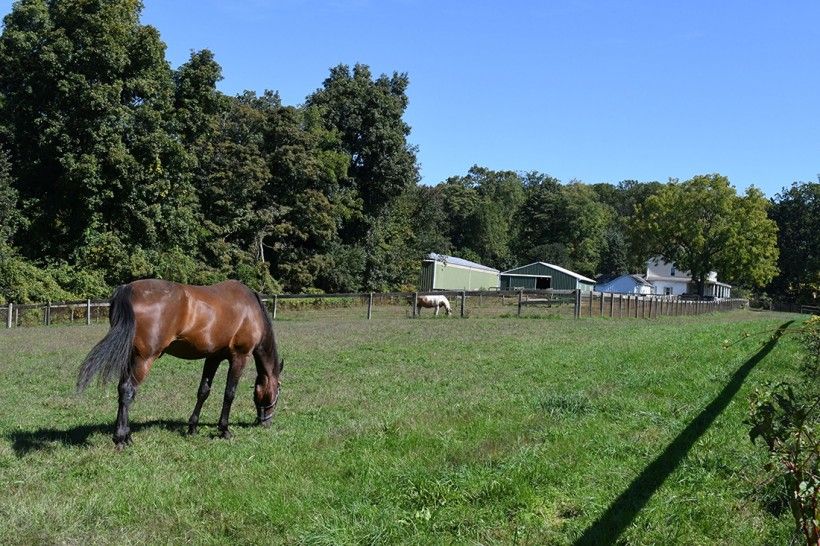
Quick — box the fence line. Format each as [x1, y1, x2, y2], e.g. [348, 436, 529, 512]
[1, 289, 755, 329]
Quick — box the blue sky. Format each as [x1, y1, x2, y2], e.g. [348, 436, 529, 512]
[1, 1, 818, 196]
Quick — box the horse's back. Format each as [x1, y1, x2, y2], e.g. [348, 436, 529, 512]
[127, 279, 264, 359]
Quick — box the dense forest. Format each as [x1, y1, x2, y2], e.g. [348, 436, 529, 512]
[0, 1, 817, 305]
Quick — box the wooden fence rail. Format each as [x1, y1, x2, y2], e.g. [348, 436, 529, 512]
[1, 289, 753, 329]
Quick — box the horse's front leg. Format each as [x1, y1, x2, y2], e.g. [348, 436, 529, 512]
[217, 354, 249, 439]
[187, 356, 221, 435]
[435, 304, 440, 317]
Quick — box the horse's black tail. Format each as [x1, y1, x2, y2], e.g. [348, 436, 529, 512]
[254, 292, 283, 374]
[76, 284, 136, 393]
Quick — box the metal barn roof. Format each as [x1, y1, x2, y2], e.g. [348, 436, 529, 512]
[424, 253, 500, 273]
[501, 262, 596, 284]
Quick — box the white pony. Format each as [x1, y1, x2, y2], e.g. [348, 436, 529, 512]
[415, 294, 452, 316]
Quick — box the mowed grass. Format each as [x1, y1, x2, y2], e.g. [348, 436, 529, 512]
[0, 310, 806, 545]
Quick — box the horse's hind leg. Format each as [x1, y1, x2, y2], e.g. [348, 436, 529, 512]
[114, 355, 154, 449]
[187, 356, 222, 435]
[114, 375, 135, 449]
[217, 353, 250, 439]
[435, 304, 440, 317]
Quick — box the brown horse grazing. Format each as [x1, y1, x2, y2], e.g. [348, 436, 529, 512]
[77, 279, 283, 449]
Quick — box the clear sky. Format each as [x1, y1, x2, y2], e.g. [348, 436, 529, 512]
[1, 1, 818, 196]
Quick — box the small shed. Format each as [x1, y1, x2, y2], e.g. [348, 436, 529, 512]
[594, 274, 653, 295]
[500, 262, 595, 292]
[419, 253, 500, 291]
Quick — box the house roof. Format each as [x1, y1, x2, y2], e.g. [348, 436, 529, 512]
[630, 274, 653, 286]
[595, 274, 653, 287]
[646, 274, 732, 288]
[424, 253, 500, 273]
[501, 262, 596, 284]
[645, 274, 690, 283]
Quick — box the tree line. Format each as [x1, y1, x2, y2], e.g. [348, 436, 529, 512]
[0, 0, 816, 304]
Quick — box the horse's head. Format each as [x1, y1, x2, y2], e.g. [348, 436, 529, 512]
[254, 359, 283, 426]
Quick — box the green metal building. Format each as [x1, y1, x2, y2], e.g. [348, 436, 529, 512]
[500, 262, 595, 292]
[418, 253, 500, 291]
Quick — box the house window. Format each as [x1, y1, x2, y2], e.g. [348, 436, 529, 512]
[670, 266, 676, 277]
[664, 287, 673, 296]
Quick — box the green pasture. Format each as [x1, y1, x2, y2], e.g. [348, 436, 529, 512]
[0, 310, 807, 544]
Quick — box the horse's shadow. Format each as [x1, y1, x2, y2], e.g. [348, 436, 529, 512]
[6, 418, 258, 456]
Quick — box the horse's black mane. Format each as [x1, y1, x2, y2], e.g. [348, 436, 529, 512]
[253, 292, 283, 374]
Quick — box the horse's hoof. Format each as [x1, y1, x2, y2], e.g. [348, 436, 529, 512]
[257, 419, 271, 428]
[218, 429, 232, 440]
[113, 433, 132, 449]
[187, 425, 197, 435]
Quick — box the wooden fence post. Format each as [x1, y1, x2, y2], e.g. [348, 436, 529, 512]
[517, 289, 523, 317]
[588, 290, 594, 317]
[86, 299, 91, 325]
[6, 303, 11, 329]
[367, 292, 373, 320]
[273, 295, 278, 320]
[412, 292, 418, 318]
[574, 289, 580, 319]
[460, 291, 466, 318]
[45, 301, 51, 326]
[609, 293, 614, 317]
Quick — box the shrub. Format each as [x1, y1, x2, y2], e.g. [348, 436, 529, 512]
[747, 316, 820, 545]
[748, 291, 773, 310]
[0, 246, 76, 304]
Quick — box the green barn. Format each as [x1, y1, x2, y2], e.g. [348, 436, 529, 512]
[418, 253, 500, 291]
[500, 262, 595, 292]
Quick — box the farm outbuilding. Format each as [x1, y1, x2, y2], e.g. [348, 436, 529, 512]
[500, 262, 595, 292]
[594, 274, 653, 295]
[418, 253, 500, 291]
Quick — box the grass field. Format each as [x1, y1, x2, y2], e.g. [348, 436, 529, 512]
[0, 310, 808, 544]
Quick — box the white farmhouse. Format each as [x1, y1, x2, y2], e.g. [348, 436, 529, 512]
[645, 258, 731, 298]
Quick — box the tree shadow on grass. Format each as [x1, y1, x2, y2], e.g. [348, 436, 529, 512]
[6, 418, 260, 456]
[574, 320, 794, 546]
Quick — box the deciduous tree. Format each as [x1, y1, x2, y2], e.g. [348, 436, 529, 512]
[768, 180, 820, 303]
[0, 0, 199, 265]
[631, 174, 779, 295]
